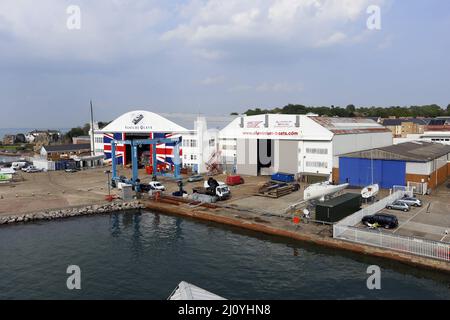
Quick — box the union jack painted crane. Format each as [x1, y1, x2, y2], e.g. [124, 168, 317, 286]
[110, 137, 182, 191]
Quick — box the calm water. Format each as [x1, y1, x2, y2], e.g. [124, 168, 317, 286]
[0, 211, 449, 300]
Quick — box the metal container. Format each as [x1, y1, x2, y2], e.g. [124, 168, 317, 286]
[315, 193, 362, 223]
[271, 172, 295, 183]
[121, 184, 134, 201]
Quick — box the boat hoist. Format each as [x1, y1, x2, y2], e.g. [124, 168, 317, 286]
[110, 137, 182, 191]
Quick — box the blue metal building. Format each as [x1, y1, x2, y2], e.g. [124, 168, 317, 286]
[339, 141, 450, 189]
[339, 158, 406, 189]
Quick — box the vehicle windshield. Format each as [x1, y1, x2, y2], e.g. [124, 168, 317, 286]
[218, 187, 229, 193]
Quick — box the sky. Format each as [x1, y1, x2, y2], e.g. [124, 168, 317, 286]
[0, 0, 449, 128]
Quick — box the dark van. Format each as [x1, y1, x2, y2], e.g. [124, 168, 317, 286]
[362, 214, 399, 229]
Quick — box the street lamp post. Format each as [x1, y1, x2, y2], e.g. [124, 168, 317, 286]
[105, 170, 111, 198]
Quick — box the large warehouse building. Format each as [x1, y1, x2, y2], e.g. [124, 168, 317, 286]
[338, 141, 450, 191]
[92, 111, 218, 173]
[220, 114, 392, 182]
[91, 110, 393, 182]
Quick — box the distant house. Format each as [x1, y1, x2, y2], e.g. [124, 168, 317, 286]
[28, 130, 61, 144]
[382, 118, 429, 138]
[72, 136, 91, 144]
[2, 135, 16, 145]
[426, 117, 450, 132]
[40, 144, 91, 160]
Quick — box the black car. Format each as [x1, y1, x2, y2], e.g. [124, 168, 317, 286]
[362, 214, 399, 229]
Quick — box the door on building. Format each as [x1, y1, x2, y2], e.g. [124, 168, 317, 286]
[257, 139, 273, 175]
[339, 158, 406, 189]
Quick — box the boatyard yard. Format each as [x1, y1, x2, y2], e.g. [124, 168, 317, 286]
[1, 165, 449, 274]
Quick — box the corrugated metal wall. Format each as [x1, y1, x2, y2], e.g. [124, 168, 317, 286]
[339, 158, 406, 188]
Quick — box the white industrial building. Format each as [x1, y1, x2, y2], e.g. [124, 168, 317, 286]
[394, 131, 450, 145]
[91, 111, 219, 173]
[219, 114, 392, 182]
[91, 111, 392, 181]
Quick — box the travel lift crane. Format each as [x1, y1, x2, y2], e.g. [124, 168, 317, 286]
[110, 137, 182, 192]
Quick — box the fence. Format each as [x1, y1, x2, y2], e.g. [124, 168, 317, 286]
[333, 186, 450, 262]
[334, 225, 450, 262]
[407, 181, 428, 195]
[334, 188, 410, 235]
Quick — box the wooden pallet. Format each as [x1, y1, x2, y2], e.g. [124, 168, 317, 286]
[257, 185, 294, 198]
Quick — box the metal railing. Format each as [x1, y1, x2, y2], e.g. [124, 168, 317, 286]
[333, 186, 450, 262]
[334, 225, 450, 262]
[335, 189, 407, 235]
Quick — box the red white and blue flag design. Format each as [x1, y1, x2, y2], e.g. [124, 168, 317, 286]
[150, 132, 182, 170]
[103, 133, 127, 165]
[103, 132, 182, 168]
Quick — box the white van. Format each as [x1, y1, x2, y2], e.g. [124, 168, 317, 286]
[11, 162, 27, 170]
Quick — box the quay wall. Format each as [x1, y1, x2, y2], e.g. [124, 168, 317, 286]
[0, 201, 144, 225]
[144, 200, 450, 274]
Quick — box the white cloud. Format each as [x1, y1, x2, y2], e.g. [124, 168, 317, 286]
[0, 0, 388, 65]
[0, 0, 168, 63]
[200, 75, 225, 85]
[230, 81, 303, 93]
[163, 0, 387, 54]
[315, 32, 348, 47]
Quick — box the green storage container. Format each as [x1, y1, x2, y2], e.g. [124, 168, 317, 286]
[315, 193, 362, 223]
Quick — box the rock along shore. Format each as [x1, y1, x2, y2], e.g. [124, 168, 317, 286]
[0, 201, 144, 225]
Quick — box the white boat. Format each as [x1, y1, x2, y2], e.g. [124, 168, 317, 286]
[168, 281, 226, 300]
[361, 184, 379, 199]
[303, 182, 349, 201]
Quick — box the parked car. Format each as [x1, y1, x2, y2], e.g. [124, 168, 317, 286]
[12, 162, 27, 170]
[362, 214, 399, 229]
[398, 196, 422, 207]
[24, 166, 42, 173]
[386, 201, 410, 212]
[138, 183, 152, 192]
[187, 175, 203, 182]
[149, 181, 165, 191]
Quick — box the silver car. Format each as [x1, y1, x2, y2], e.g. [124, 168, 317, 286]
[386, 201, 410, 212]
[187, 175, 203, 182]
[397, 197, 422, 207]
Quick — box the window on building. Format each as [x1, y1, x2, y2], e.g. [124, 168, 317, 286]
[190, 140, 197, 148]
[306, 161, 328, 168]
[209, 139, 215, 147]
[306, 148, 328, 155]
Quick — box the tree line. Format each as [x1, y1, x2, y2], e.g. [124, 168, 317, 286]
[232, 104, 450, 118]
[64, 121, 110, 142]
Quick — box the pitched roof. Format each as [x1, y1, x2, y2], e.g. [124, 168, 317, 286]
[43, 144, 91, 153]
[341, 141, 450, 162]
[100, 110, 189, 133]
[310, 117, 390, 135]
[382, 118, 429, 126]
